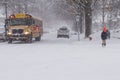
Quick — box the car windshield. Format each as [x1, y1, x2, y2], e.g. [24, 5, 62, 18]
[9, 18, 31, 26]
[60, 28, 67, 30]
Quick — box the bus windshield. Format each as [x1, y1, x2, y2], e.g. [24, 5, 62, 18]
[9, 18, 32, 26]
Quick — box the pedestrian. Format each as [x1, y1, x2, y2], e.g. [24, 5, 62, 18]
[101, 27, 107, 46]
[106, 29, 110, 39]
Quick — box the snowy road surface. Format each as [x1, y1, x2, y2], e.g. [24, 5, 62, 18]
[0, 32, 120, 80]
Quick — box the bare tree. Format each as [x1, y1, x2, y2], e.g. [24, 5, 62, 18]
[65, 0, 97, 37]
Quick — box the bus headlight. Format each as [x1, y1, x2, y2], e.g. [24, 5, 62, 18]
[7, 32, 12, 35]
[24, 32, 29, 35]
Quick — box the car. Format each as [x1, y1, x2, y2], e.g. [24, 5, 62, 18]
[57, 27, 70, 38]
[0, 25, 6, 41]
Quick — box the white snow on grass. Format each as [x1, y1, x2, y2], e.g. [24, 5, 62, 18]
[0, 31, 120, 80]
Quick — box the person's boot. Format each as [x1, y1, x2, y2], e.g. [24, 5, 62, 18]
[104, 43, 106, 46]
[102, 43, 104, 46]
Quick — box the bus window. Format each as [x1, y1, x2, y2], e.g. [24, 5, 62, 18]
[32, 19, 35, 24]
[26, 18, 34, 26]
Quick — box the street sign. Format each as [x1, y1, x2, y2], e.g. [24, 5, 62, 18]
[76, 15, 80, 41]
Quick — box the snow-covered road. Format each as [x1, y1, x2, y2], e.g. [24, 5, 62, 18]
[0, 32, 120, 80]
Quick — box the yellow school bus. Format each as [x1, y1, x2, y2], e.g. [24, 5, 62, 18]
[5, 13, 43, 43]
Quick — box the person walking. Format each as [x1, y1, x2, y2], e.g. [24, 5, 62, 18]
[101, 27, 107, 46]
[106, 29, 110, 39]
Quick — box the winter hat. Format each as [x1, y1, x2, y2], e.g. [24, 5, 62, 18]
[103, 26, 107, 32]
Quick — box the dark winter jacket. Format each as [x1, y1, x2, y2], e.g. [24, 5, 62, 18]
[101, 31, 107, 40]
[106, 30, 110, 39]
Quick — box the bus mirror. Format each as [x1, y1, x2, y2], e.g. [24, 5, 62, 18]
[5, 19, 10, 26]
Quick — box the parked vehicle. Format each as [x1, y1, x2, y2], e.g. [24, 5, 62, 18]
[0, 25, 6, 41]
[57, 27, 70, 38]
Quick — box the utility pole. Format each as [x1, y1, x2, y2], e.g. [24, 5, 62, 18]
[0, 0, 8, 40]
[5, 0, 8, 19]
[108, 0, 113, 30]
[4, 0, 8, 40]
[75, 3, 83, 41]
[102, 0, 105, 27]
[0, 0, 8, 19]
[76, 14, 80, 41]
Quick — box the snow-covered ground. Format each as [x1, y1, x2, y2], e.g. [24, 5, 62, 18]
[0, 31, 120, 80]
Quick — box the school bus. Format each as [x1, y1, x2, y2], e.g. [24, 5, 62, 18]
[5, 13, 43, 43]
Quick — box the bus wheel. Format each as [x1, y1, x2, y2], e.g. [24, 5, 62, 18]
[27, 34, 32, 43]
[8, 39, 12, 44]
[35, 35, 41, 41]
